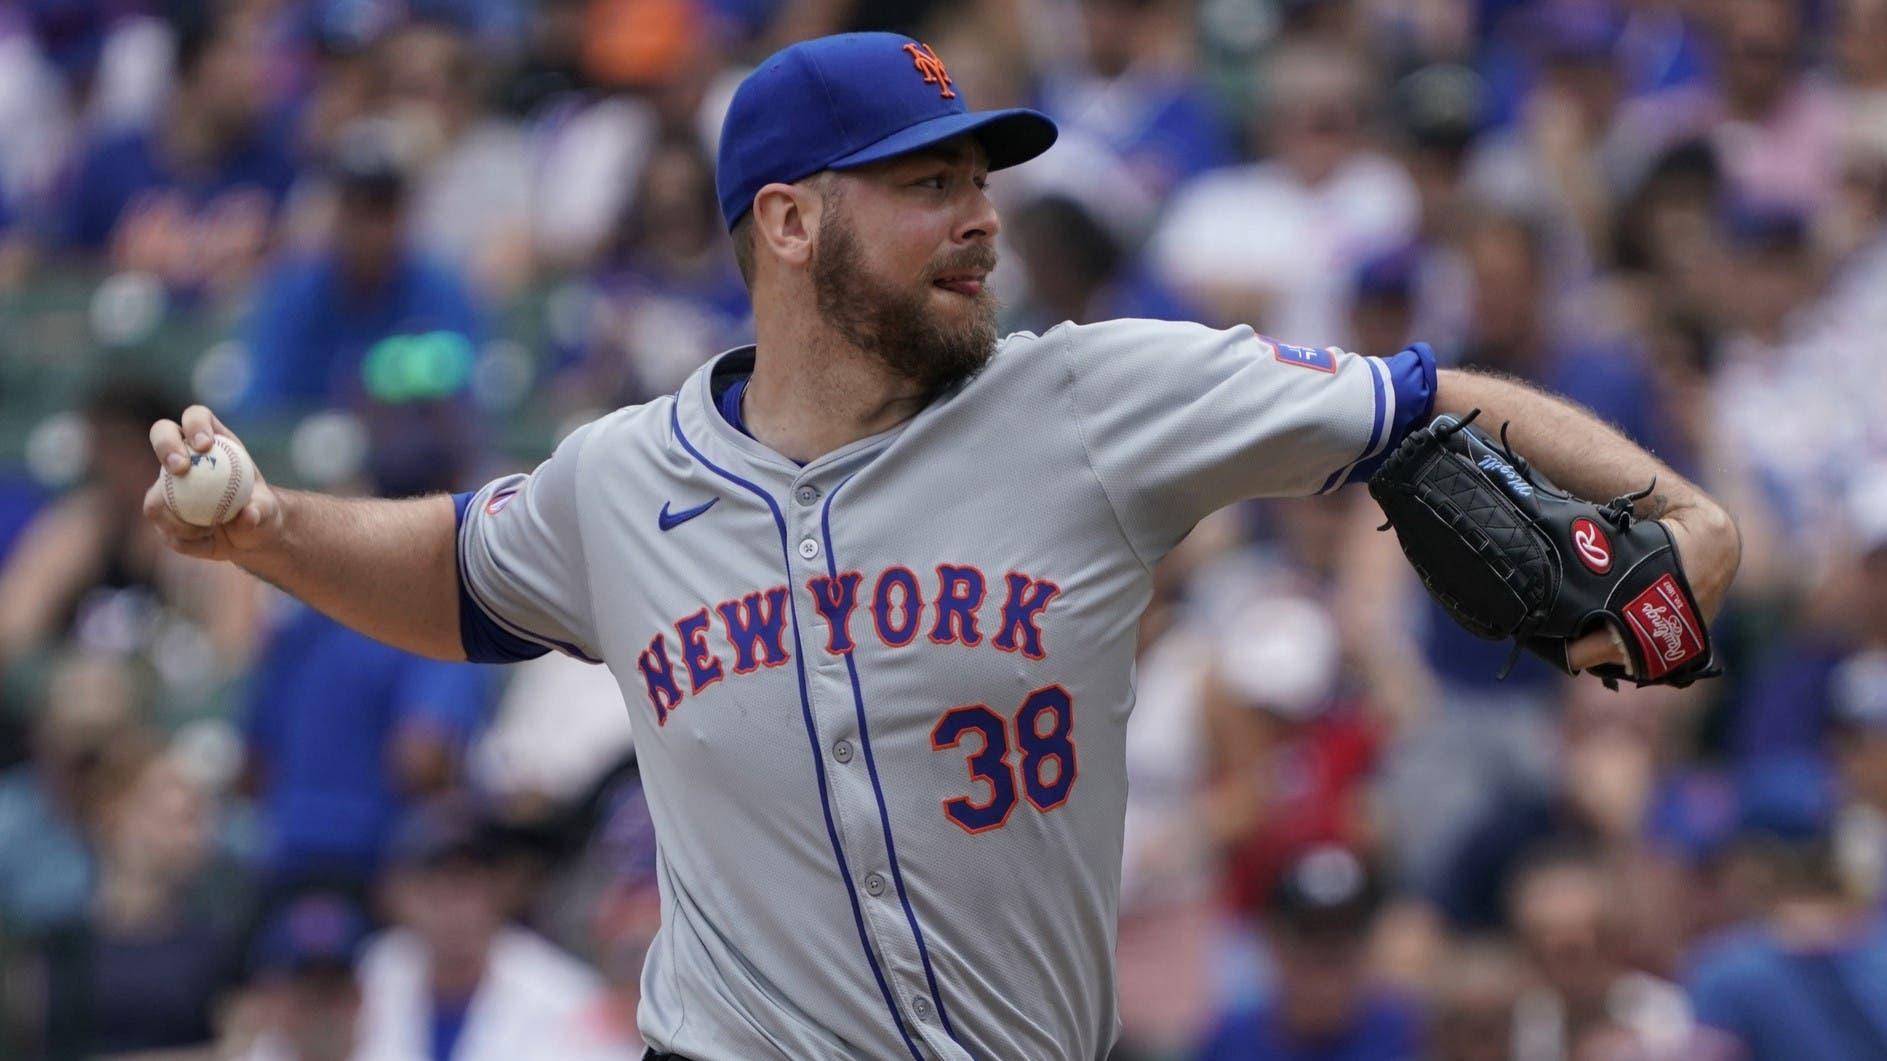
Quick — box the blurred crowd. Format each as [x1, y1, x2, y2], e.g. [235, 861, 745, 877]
[2, 0, 1887, 1058]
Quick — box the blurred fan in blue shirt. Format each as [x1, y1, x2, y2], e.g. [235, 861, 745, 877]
[1685, 754, 1887, 1061]
[1197, 847, 1421, 1061]
[242, 392, 495, 896]
[56, 11, 297, 295]
[240, 119, 484, 413]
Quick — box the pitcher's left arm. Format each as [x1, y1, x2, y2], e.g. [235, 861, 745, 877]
[1432, 368, 1741, 672]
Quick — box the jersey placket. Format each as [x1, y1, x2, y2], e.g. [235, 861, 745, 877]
[790, 465, 965, 1061]
[670, 405, 937, 1059]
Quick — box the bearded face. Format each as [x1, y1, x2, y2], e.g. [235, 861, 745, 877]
[811, 189, 1000, 400]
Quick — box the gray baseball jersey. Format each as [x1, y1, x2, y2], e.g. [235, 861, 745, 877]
[454, 318, 1435, 1059]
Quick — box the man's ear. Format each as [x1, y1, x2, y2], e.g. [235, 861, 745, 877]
[753, 181, 823, 271]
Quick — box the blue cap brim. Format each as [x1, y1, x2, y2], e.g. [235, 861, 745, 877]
[827, 107, 1058, 173]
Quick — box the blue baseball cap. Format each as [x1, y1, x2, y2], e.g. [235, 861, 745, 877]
[1735, 753, 1835, 842]
[716, 32, 1058, 230]
[250, 895, 371, 977]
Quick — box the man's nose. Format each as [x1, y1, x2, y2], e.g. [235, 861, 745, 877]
[956, 188, 1001, 244]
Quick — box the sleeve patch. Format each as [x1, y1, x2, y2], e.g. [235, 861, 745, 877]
[1263, 336, 1338, 374]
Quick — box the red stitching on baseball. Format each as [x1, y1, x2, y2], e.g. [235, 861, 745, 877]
[214, 438, 244, 524]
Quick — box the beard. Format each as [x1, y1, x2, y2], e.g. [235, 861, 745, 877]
[811, 205, 999, 400]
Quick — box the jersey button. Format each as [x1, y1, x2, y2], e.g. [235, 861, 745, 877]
[833, 740, 853, 764]
[864, 872, 886, 897]
[798, 538, 820, 560]
[912, 997, 932, 1021]
[795, 485, 821, 505]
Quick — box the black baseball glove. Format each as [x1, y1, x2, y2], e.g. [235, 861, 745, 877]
[1367, 411, 1719, 689]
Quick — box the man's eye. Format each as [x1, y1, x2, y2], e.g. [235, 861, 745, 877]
[916, 175, 947, 189]
[974, 175, 989, 191]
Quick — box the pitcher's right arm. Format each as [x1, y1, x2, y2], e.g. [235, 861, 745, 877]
[145, 405, 465, 660]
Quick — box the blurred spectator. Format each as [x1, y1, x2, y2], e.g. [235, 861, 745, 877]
[1428, 691, 1662, 932]
[1251, 492, 1427, 718]
[580, 0, 722, 96]
[1427, 939, 1526, 1061]
[0, 653, 135, 939]
[239, 120, 484, 414]
[1004, 191, 1193, 332]
[1720, 204, 1825, 351]
[1465, 1, 1632, 291]
[1507, 848, 1695, 1059]
[1196, 846, 1420, 1060]
[1613, 0, 1843, 216]
[244, 600, 493, 899]
[519, 0, 744, 270]
[373, 19, 535, 297]
[1832, 650, 1887, 907]
[1609, 138, 1730, 329]
[243, 405, 494, 898]
[1453, 209, 1663, 448]
[529, 758, 658, 1055]
[1685, 765, 1887, 1061]
[1617, 0, 1714, 98]
[468, 650, 636, 811]
[1821, 95, 1887, 264]
[1382, 64, 1485, 357]
[1745, 158, 1887, 525]
[1152, 41, 1418, 346]
[1471, 0, 1713, 128]
[1032, 0, 1233, 200]
[549, 133, 749, 405]
[1706, 202, 1852, 602]
[0, 6, 82, 219]
[1643, 768, 1767, 963]
[356, 800, 637, 1060]
[55, 7, 297, 297]
[1113, 515, 1248, 1057]
[496, 0, 592, 118]
[0, 2, 172, 224]
[1828, 476, 1887, 908]
[511, 0, 659, 272]
[0, 379, 263, 675]
[291, 23, 385, 187]
[1346, 245, 1417, 357]
[1635, 308, 1715, 479]
[1835, 0, 1887, 108]
[37, 735, 237, 1059]
[233, 894, 379, 1061]
[1728, 643, 1849, 775]
[1201, 594, 1381, 919]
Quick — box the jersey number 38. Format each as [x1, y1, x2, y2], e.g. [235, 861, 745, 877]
[929, 684, 1077, 834]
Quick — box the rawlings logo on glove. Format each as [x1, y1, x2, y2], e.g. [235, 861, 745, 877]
[1367, 412, 1720, 690]
[1621, 574, 1707, 679]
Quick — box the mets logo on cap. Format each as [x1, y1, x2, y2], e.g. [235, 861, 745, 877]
[902, 42, 955, 98]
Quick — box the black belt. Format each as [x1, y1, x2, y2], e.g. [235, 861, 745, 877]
[644, 1051, 692, 1061]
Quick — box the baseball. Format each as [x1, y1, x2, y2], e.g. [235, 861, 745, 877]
[161, 434, 256, 527]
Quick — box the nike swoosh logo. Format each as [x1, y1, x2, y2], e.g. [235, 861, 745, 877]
[659, 497, 718, 531]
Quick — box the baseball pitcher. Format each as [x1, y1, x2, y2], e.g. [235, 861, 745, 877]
[145, 33, 1740, 1061]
